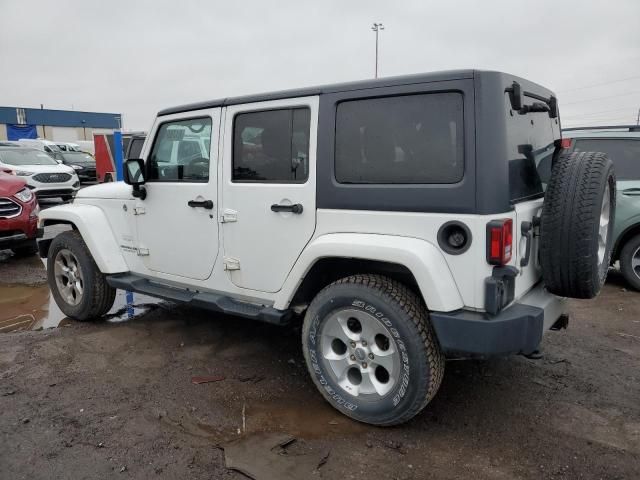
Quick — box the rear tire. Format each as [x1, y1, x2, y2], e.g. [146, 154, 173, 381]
[539, 151, 616, 299]
[619, 234, 640, 291]
[47, 231, 116, 321]
[302, 274, 444, 426]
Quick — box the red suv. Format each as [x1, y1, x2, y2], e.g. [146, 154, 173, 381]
[0, 170, 40, 256]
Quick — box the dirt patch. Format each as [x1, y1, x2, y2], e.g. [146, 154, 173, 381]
[0, 260, 639, 479]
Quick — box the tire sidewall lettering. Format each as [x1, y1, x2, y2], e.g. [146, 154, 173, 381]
[305, 294, 414, 415]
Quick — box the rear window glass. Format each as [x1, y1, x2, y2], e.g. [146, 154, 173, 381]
[335, 93, 464, 184]
[509, 144, 553, 202]
[573, 138, 640, 180]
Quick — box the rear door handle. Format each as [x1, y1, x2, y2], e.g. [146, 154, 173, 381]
[188, 199, 214, 209]
[271, 203, 303, 214]
[622, 188, 640, 196]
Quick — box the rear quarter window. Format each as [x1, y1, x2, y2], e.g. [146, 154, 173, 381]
[573, 138, 640, 180]
[335, 92, 464, 184]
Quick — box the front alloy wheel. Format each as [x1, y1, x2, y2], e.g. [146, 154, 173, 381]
[54, 248, 84, 305]
[47, 231, 116, 321]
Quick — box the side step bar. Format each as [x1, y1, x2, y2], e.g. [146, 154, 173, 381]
[106, 273, 292, 326]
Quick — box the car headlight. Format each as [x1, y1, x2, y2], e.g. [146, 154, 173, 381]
[71, 165, 83, 170]
[14, 170, 34, 176]
[14, 187, 34, 203]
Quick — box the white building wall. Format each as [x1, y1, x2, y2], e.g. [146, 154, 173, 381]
[50, 126, 81, 141]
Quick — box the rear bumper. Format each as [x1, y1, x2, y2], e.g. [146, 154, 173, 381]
[430, 283, 566, 357]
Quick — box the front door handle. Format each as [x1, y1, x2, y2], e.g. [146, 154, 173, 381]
[622, 188, 640, 196]
[271, 203, 303, 214]
[188, 199, 214, 209]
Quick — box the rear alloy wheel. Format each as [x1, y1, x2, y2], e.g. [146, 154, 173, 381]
[47, 231, 116, 321]
[302, 274, 444, 426]
[620, 234, 640, 291]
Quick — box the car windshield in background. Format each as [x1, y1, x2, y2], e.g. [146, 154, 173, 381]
[0, 148, 59, 165]
[61, 152, 95, 164]
[573, 139, 640, 180]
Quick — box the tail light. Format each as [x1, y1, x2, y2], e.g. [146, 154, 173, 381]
[559, 138, 572, 149]
[486, 219, 513, 265]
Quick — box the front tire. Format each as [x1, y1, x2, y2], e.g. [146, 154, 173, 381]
[47, 231, 116, 321]
[620, 234, 640, 291]
[302, 274, 444, 426]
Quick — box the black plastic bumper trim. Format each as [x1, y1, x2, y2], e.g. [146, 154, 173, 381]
[430, 303, 544, 357]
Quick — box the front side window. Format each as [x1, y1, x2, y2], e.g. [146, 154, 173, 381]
[147, 117, 212, 182]
[335, 92, 464, 184]
[574, 138, 640, 180]
[232, 108, 310, 183]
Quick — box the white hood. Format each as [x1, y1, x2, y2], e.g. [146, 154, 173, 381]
[2, 163, 76, 175]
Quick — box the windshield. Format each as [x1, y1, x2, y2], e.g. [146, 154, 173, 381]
[0, 148, 59, 166]
[61, 152, 95, 163]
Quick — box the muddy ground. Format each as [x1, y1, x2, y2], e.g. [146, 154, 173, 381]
[1, 248, 639, 479]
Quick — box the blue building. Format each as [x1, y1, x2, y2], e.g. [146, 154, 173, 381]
[0, 106, 122, 142]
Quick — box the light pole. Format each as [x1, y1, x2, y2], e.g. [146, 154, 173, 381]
[371, 22, 384, 78]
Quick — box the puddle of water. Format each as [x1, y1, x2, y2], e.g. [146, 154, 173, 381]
[0, 283, 162, 333]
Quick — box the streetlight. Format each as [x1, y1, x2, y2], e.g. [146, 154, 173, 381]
[371, 22, 384, 78]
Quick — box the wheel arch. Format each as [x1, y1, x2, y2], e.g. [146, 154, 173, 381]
[38, 204, 128, 274]
[612, 223, 640, 262]
[274, 233, 464, 312]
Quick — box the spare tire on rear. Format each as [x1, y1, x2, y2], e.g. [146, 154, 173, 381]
[539, 151, 616, 299]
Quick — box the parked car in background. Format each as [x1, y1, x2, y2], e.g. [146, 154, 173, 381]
[0, 146, 80, 202]
[125, 134, 146, 160]
[562, 125, 640, 290]
[56, 142, 81, 152]
[59, 151, 97, 183]
[74, 140, 95, 156]
[0, 171, 39, 256]
[16, 139, 65, 162]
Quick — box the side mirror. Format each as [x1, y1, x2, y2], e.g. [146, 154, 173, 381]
[123, 159, 147, 200]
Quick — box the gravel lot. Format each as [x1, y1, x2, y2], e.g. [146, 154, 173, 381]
[1, 249, 639, 479]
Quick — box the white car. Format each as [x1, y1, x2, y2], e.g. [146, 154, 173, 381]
[0, 147, 80, 201]
[38, 70, 615, 426]
[56, 142, 82, 152]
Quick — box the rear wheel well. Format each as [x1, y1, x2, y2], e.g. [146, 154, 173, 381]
[613, 224, 640, 261]
[290, 258, 422, 311]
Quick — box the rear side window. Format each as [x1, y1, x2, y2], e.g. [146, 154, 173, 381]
[335, 92, 464, 184]
[233, 108, 310, 183]
[573, 138, 640, 180]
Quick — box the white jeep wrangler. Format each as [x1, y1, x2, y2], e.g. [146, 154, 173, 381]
[38, 70, 616, 426]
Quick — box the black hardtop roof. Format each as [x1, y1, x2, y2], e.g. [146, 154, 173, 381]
[158, 69, 479, 116]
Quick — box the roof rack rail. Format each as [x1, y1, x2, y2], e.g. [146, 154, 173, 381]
[563, 125, 640, 132]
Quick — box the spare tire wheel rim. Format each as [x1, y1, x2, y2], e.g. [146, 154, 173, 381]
[598, 183, 611, 266]
[54, 248, 84, 306]
[319, 308, 401, 398]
